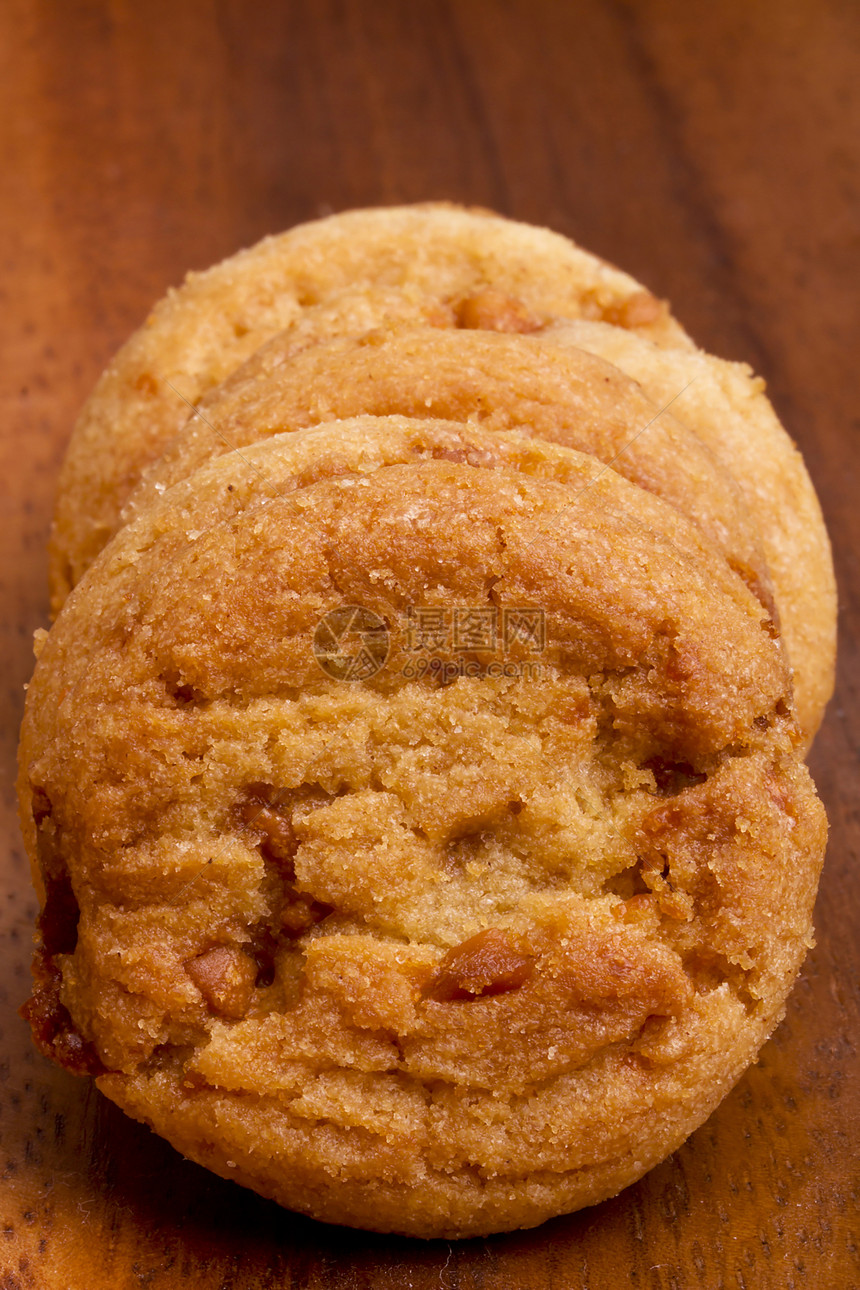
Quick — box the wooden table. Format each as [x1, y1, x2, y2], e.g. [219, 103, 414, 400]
[1, 3, 857, 1286]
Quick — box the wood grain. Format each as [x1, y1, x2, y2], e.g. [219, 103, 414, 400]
[1, 2, 857, 1286]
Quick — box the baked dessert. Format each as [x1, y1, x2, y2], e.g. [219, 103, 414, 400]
[48, 203, 688, 614]
[22, 206, 834, 1237]
[20, 417, 826, 1238]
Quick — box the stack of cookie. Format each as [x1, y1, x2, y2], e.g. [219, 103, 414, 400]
[19, 206, 834, 1238]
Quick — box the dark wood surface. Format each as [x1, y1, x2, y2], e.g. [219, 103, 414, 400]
[1, 3, 858, 1286]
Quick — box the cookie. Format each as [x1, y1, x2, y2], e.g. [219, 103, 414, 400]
[49, 204, 688, 610]
[123, 325, 776, 620]
[20, 417, 825, 1238]
[544, 318, 837, 743]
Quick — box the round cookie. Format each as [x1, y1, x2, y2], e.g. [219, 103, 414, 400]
[123, 325, 776, 621]
[21, 417, 825, 1238]
[49, 203, 689, 610]
[544, 318, 837, 743]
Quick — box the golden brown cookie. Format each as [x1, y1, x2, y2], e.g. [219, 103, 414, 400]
[49, 204, 688, 610]
[20, 417, 825, 1238]
[543, 318, 837, 743]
